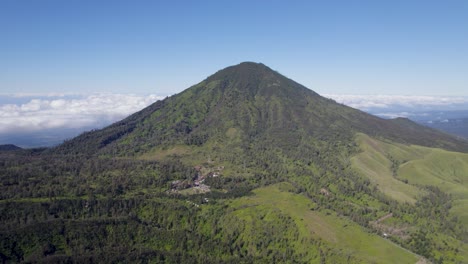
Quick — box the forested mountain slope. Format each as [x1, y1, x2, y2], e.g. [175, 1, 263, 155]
[1, 62, 467, 263]
[53, 62, 468, 157]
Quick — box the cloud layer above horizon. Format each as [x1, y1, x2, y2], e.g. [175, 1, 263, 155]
[1, 93, 468, 136]
[324, 94, 468, 119]
[0, 94, 164, 134]
[324, 94, 468, 111]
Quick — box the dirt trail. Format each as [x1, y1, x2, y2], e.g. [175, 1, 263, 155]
[375, 212, 393, 223]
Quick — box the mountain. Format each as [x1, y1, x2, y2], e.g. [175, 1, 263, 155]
[54, 62, 468, 157]
[1, 62, 468, 263]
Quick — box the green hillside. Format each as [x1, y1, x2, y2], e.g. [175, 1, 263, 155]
[352, 134, 426, 204]
[353, 133, 468, 222]
[352, 133, 468, 262]
[226, 182, 419, 263]
[398, 147, 468, 225]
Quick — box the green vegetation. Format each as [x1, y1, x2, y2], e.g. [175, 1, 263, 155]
[227, 183, 418, 263]
[352, 133, 425, 203]
[1, 62, 468, 263]
[352, 133, 468, 262]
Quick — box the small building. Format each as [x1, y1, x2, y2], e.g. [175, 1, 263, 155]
[319, 188, 330, 196]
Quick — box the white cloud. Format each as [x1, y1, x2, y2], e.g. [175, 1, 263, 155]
[0, 94, 165, 134]
[323, 94, 468, 110]
[2, 93, 467, 137]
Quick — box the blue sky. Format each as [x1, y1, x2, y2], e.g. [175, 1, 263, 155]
[1, 0, 468, 96]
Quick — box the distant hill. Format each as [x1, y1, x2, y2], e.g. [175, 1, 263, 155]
[0, 127, 102, 148]
[418, 117, 468, 139]
[0, 144, 22, 151]
[370, 109, 468, 140]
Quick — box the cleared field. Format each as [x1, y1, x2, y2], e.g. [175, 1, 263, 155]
[352, 133, 468, 226]
[398, 148, 468, 225]
[227, 182, 419, 263]
[350, 134, 468, 262]
[351, 134, 425, 203]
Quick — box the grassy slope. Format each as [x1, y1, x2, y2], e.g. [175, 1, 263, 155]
[226, 182, 419, 264]
[398, 148, 468, 224]
[351, 134, 425, 204]
[351, 133, 468, 261]
[352, 133, 468, 224]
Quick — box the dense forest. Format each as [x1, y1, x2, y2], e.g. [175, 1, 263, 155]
[1, 143, 465, 263]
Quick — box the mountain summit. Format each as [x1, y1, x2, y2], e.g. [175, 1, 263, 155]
[55, 62, 468, 156]
[204, 62, 317, 97]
